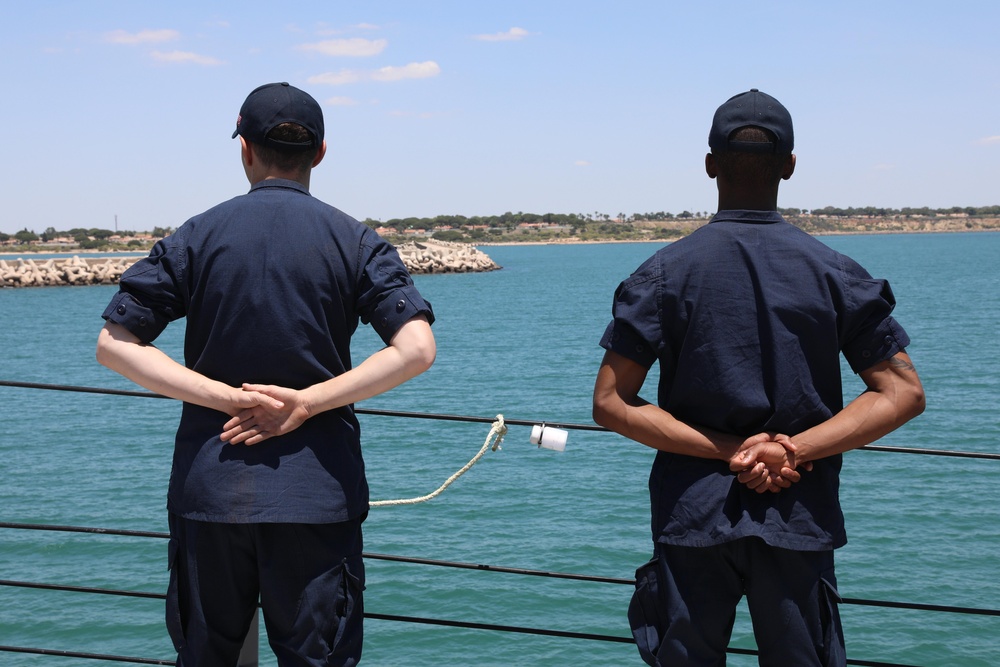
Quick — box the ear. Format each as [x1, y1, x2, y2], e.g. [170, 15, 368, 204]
[312, 140, 327, 168]
[705, 153, 718, 179]
[781, 154, 796, 180]
[240, 136, 253, 167]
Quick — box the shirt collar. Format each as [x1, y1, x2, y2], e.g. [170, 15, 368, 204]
[709, 209, 785, 224]
[249, 178, 311, 196]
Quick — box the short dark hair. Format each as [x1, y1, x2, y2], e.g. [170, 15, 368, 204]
[712, 126, 788, 187]
[252, 123, 320, 174]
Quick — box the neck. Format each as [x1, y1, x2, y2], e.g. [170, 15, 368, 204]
[253, 171, 310, 189]
[716, 189, 779, 212]
[719, 181, 778, 211]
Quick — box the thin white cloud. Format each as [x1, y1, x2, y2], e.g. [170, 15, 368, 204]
[575, 160, 591, 167]
[386, 110, 441, 120]
[316, 22, 381, 36]
[977, 135, 1000, 145]
[474, 27, 529, 42]
[298, 38, 387, 57]
[104, 29, 180, 45]
[309, 69, 364, 85]
[371, 61, 440, 81]
[150, 50, 224, 66]
[309, 61, 441, 85]
[325, 96, 359, 106]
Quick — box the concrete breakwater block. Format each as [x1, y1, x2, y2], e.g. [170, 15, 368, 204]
[0, 256, 137, 288]
[394, 240, 501, 274]
[1, 242, 499, 288]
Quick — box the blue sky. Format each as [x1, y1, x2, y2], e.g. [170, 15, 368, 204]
[2, 1, 998, 234]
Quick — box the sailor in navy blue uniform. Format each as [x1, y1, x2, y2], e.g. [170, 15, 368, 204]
[98, 82, 436, 666]
[593, 90, 925, 666]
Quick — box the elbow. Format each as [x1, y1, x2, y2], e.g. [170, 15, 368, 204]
[905, 383, 926, 422]
[418, 343, 436, 374]
[95, 329, 114, 369]
[592, 396, 614, 429]
[410, 337, 436, 376]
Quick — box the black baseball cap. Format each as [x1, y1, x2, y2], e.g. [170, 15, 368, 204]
[708, 89, 793, 155]
[232, 82, 324, 150]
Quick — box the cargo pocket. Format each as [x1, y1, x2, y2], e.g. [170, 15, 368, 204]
[628, 556, 667, 666]
[324, 556, 366, 667]
[818, 575, 846, 667]
[164, 535, 186, 653]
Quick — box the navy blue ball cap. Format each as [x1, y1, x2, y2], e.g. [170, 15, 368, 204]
[708, 89, 793, 154]
[232, 82, 324, 150]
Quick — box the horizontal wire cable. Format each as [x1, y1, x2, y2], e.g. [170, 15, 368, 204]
[0, 646, 175, 665]
[0, 379, 992, 667]
[0, 581, 923, 667]
[3, 521, 998, 619]
[2, 379, 997, 459]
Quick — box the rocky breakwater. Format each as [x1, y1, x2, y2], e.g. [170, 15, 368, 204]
[1, 242, 499, 288]
[394, 240, 501, 274]
[0, 256, 137, 288]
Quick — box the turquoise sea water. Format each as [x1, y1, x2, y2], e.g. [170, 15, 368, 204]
[1, 233, 998, 666]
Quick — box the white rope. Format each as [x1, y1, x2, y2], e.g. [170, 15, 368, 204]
[370, 415, 507, 507]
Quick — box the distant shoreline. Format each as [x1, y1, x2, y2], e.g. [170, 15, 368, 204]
[3, 219, 999, 257]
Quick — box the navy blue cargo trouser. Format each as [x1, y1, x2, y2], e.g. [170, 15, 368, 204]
[167, 513, 365, 667]
[628, 537, 845, 667]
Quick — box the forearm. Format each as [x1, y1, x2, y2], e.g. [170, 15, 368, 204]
[302, 346, 429, 414]
[794, 354, 925, 464]
[593, 354, 744, 461]
[597, 397, 745, 461]
[794, 392, 914, 463]
[96, 322, 238, 412]
[300, 316, 435, 417]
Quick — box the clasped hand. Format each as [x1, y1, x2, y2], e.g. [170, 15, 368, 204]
[730, 433, 812, 494]
[220, 383, 312, 446]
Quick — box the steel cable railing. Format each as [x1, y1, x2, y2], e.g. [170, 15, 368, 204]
[2, 379, 998, 461]
[2, 379, 998, 666]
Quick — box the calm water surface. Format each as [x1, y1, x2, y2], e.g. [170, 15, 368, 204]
[1, 233, 997, 666]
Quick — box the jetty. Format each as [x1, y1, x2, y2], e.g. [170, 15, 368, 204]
[0, 240, 500, 288]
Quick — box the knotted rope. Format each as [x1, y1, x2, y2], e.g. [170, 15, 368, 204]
[370, 415, 507, 507]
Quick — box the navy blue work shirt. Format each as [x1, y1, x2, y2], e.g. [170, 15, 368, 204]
[600, 210, 909, 551]
[103, 179, 434, 524]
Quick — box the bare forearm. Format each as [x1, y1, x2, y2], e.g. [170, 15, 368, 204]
[596, 397, 744, 461]
[592, 355, 743, 461]
[96, 323, 238, 412]
[794, 354, 925, 464]
[301, 316, 435, 417]
[303, 344, 431, 414]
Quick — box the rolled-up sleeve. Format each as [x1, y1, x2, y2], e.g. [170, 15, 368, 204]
[840, 274, 911, 374]
[356, 238, 434, 344]
[101, 236, 187, 344]
[599, 264, 661, 369]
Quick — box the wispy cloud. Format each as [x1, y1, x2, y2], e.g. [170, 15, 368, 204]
[297, 38, 387, 57]
[371, 61, 440, 81]
[474, 27, 529, 42]
[104, 29, 180, 45]
[315, 22, 382, 36]
[309, 69, 363, 85]
[388, 110, 446, 120]
[575, 160, 591, 167]
[309, 61, 441, 85]
[325, 96, 359, 106]
[150, 50, 224, 66]
[977, 135, 1000, 145]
